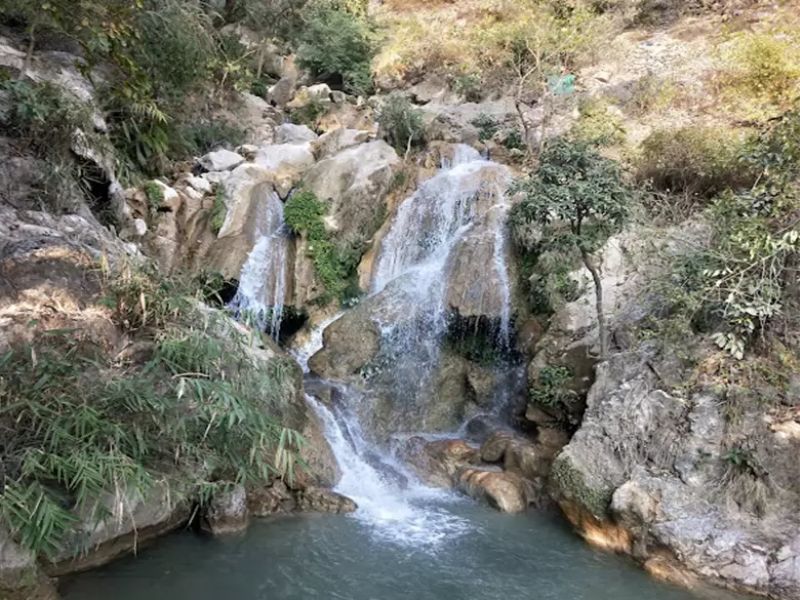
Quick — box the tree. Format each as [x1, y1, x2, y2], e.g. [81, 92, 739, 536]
[510, 138, 633, 358]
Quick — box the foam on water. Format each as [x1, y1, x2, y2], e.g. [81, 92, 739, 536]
[307, 394, 470, 549]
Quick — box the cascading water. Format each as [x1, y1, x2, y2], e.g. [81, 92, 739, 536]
[297, 146, 519, 545]
[228, 190, 289, 339]
[306, 392, 469, 547]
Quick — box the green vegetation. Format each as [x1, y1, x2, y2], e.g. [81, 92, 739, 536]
[471, 113, 500, 142]
[296, 5, 375, 95]
[511, 138, 634, 358]
[377, 94, 425, 154]
[721, 28, 800, 114]
[550, 457, 612, 519]
[284, 190, 362, 305]
[637, 126, 751, 199]
[290, 98, 328, 130]
[144, 181, 165, 213]
[641, 104, 800, 360]
[0, 78, 101, 211]
[210, 186, 228, 236]
[530, 365, 578, 409]
[572, 97, 626, 147]
[0, 265, 303, 558]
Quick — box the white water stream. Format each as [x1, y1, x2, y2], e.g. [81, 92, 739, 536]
[228, 190, 289, 339]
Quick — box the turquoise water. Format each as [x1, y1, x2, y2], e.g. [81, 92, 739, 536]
[61, 500, 742, 600]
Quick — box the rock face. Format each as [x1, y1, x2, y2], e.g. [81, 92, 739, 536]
[542, 223, 800, 599]
[203, 485, 249, 536]
[301, 140, 400, 253]
[0, 527, 57, 600]
[47, 481, 191, 576]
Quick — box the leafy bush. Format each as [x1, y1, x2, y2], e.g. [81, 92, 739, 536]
[471, 113, 500, 142]
[290, 98, 328, 130]
[645, 106, 800, 360]
[144, 180, 164, 212]
[296, 6, 375, 95]
[530, 365, 578, 409]
[210, 186, 228, 236]
[572, 97, 626, 146]
[284, 190, 361, 304]
[377, 94, 425, 153]
[722, 29, 800, 110]
[626, 73, 678, 116]
[637, 126, 751, 198]
[453, 72, 483, 102]
[0, 267, 303, 558]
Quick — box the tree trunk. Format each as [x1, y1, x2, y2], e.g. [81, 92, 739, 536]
[22, 22, 36, 79]
[581, 248, 607, 360]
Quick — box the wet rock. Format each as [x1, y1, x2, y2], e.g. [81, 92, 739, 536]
[457, 468, 529, 514]
[480, 431, 553, 481]
[248, 481, 297, 516]
[399, 437, 479, 488]
[295, 487, 357, 513]
[203, 484, 249, 536]
[47, 481, 191, 575]
[308, 309, 381, 379]
[199, 149, 245, 172]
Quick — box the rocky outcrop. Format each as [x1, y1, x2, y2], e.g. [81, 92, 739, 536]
[457, 468, 530, 514]
[247, 481, 356, 516]
[301, 140, 400, 252]
[46, 482, 192, 576]
[308, 307, 381, 379]
[540, 223, 800, 598]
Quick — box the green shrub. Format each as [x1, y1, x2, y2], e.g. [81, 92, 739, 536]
[284, 190, 361, 304]
[377, 94, 425, 153]
[723, 30, 800, 108]
[296, 6, 375, 95]
[572, 97, 625, 146]
[453, 72, 483, 102]
[144, 180, 164, 212]
[290, 98, 328, 130]
[0, 79, 90, 156]
[530, 365, 578, 409]
[471, 113, 500, 142]
[637, 126, 751, 198]
[0, 268, 303, 558]
[210, 186, 228, 235]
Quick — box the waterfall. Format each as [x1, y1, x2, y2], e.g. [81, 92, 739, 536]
[307, 393, 469, 547]
[228, 190, 289, 339]
[363, 145, 514, 406]
[292, 311, 344, 373]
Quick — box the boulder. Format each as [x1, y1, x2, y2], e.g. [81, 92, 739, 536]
[399, 437, 479, 488]
[457, 468, 529, 514]
[47, 480, 191, 575]
[312, 128, 370, 159]
[480, 431, 554, 481]
[301, 140, 400, 253]
[199, 149, 245, 172]
[295, 487, 357, 513]
[274, 123, 319, 144]
[203, 485, 249, 536]
[308, 308, 381, 379]
[248, 481, 297, 516]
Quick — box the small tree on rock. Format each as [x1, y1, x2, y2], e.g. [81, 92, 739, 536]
[510, 138, 633, 358]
